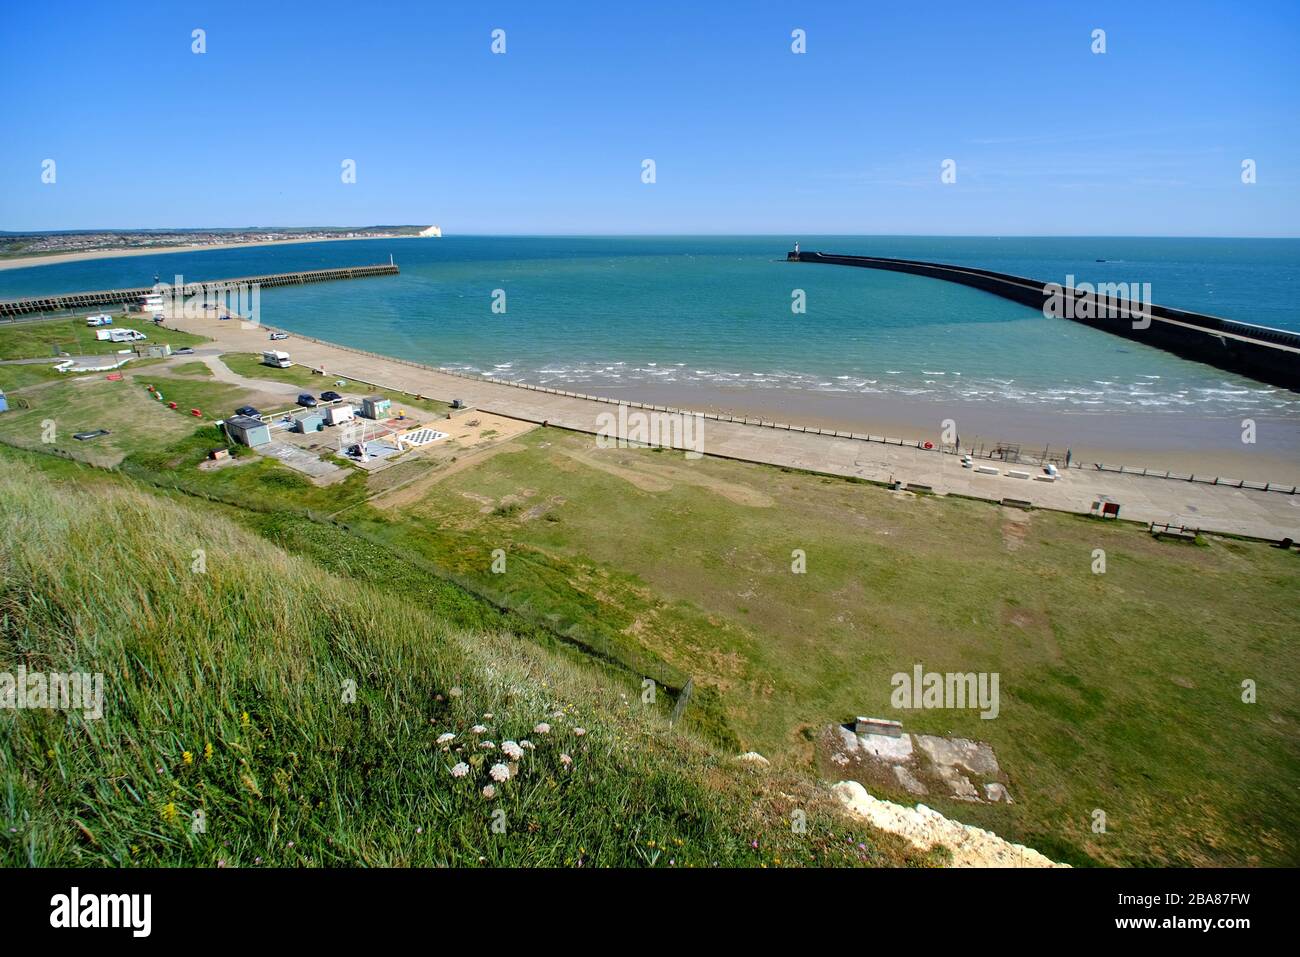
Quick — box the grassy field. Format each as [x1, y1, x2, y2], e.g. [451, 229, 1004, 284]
[219, 353, 452, 416]
[0, 449, 929, 868]
[0, 362, 67, 392]
[0, 315, 206, 360]
[4, 318, 1295, 867]
[0, 375, 204, 466]
[350, 428, 1300, 867]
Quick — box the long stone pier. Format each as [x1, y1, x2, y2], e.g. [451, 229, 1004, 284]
[0, 263, 400, 319]
[788, 250, 1300, 392]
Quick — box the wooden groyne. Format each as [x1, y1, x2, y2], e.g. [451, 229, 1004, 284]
[789, 251, 1300, 391]
[0, 263, 399, 319]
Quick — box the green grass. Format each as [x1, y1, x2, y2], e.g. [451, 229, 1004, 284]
[0, 375, 201, 466]
[0, 363, 67, 392]
[4, 367, 1296, 869]
[133, 372, 248, 421]
[0, 315, 206, 360]
[219, 353, 451, 416]
[220, 351, 321, 387]
[0, 449, 928, 868]
[361, 427, 1300, 867]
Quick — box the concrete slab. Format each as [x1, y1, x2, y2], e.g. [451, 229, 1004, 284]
[260, 441, 347, 483]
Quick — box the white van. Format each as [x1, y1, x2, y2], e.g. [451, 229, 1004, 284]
[262, 350, 292, 369]
[86, 313, 113, 327]
[96, 328, 147, 343]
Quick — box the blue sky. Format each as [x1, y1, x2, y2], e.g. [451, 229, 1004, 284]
[1, 0, 1297, 235]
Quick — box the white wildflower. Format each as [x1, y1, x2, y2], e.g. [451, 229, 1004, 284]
[482, 785, 496, 799]
[501, 741, 524, 760]
[436, 733, 455, 746]
[489, 763, 511, 783]
[471, 724, 487, 734]
[533, 723, 551, 735]
[451, 762, 470, 778]
[560, 754, 572, 766]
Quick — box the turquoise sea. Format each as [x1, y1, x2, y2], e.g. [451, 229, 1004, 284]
[3, 236, 1297, 422]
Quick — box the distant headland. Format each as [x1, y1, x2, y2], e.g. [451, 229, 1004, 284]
[0, 226, 440, 271]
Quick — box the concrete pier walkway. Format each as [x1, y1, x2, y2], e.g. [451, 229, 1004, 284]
[0, 264, 399, 319]
[166, 313, 1300, 542]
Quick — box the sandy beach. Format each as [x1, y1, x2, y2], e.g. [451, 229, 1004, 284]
[0, 234, 413, 272]
[145, 308, 1300, 540]
[581, 380, 1300, 483]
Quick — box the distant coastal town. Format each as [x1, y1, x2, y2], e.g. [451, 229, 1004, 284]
[0, 225, 434, 261]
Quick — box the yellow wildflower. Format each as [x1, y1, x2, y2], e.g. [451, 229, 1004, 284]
[182, 751, 193, 766]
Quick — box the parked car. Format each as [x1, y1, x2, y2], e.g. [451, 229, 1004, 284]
[319, 390, 342, 402]
[73, 429, 110, 441]
[174, 347, 195, 355]
[269, 332, 289, 341]
[296, 393, 318, 408]
[234, 406, 261, 418]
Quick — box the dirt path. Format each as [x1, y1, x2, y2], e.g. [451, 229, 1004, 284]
[198, 354, 300, 397]
[367, 412, 537, 510]
[372, 440, 530, 510]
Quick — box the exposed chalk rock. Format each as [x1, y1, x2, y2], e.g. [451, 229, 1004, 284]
[831, 780, 1065, 868]
[985, 782, 1013, 803]
[893, 764, 928, 795]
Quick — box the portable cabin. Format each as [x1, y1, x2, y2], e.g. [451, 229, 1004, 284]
[225, 414, 272, 448]
[293, 412, 325, 434]
[324, 403, 354, 426]
[360, 395, 391, 420]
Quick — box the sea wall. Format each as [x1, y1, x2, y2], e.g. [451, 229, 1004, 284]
[790, 251, 1300, 392]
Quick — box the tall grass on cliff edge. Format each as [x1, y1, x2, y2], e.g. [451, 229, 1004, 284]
[0, 454, 923, 867]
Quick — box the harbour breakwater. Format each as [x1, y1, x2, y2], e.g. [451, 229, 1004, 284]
[788, 251, 1300, 392]
[0, 263, 400, 319]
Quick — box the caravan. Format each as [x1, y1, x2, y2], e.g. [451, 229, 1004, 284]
[95, 328, 148, 343]
[262, 350, 292, 369]
[85, 313, 113, 327]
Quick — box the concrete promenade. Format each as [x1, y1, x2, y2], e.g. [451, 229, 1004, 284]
[166, 312, 1300, 542]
